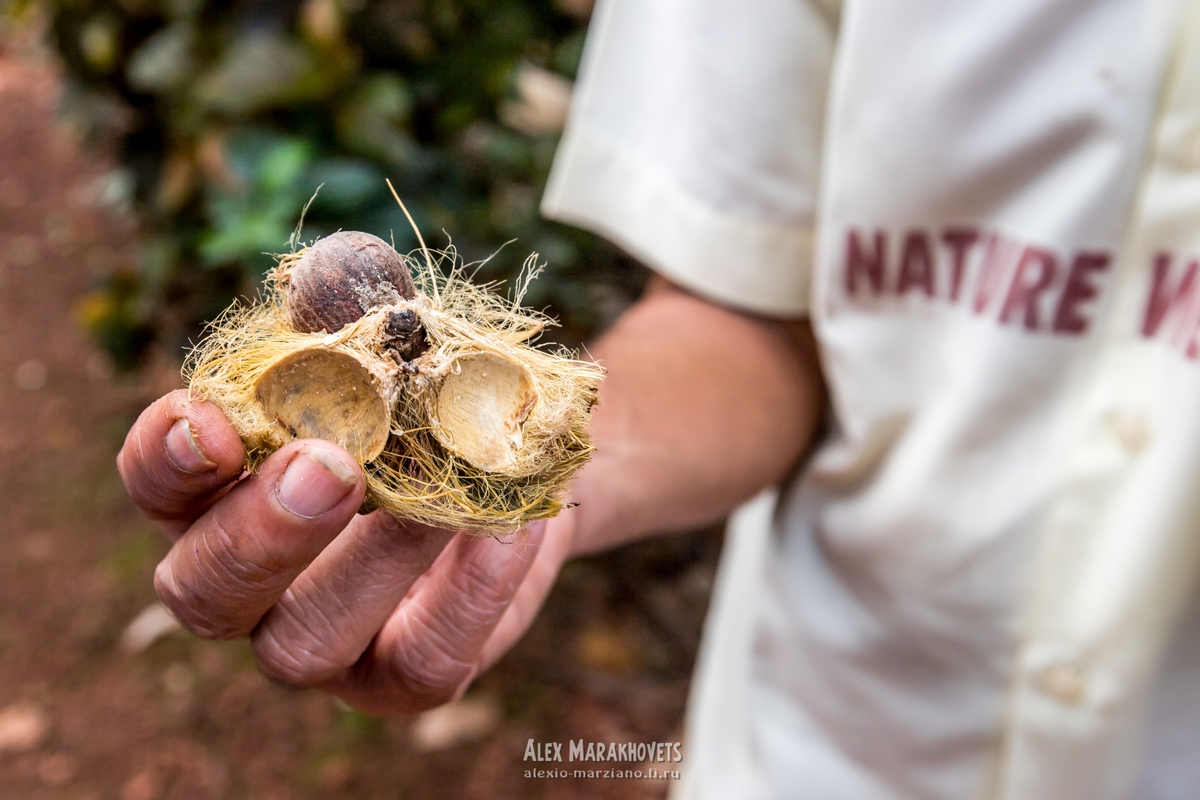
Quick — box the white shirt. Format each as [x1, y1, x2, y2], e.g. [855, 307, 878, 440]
[544, 0, 1200, 797]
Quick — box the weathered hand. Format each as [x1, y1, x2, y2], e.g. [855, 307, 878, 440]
[117, 390, 573, 714]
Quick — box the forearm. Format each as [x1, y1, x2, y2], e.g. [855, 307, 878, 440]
[568, 278, 826, 556]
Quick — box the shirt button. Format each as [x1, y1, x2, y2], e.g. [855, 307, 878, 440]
[1036, 662, 1088, 705]
[1108, 410, 1151, 454]
[1188, 126, 1200, 169]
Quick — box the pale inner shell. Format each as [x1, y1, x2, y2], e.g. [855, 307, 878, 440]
[434, 352, 538, 473]
[256, 348, 390, 463]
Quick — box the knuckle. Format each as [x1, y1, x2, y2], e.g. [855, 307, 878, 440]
[253, 629, 335, 688]
[448, 552, 517, 617]
[152, 520, 278, 641]
[153, 561, 239, 640]
[253, 603, 357, 687]
[251, 640, 303, 687]
[390, 616, 475, 699]
[201, 517, 278, 596]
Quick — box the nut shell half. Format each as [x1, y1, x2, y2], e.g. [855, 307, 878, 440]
[433, 353, 538, 474]
[256, 348, 391, 463]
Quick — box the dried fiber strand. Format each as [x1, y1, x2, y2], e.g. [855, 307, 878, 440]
[185, 243, 603, 532]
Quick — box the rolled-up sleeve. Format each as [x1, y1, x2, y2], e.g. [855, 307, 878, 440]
[541, 0, 840, 317]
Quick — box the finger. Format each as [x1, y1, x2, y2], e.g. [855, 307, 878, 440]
[117, 390, 246, 535]
[329, 521, 547, 714]
[251, 512, 456, 687]
[476, 513, 576, 673]
[154, 440, 365, 640]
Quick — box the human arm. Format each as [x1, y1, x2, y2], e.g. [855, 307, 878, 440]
[567, 276, 824, 554]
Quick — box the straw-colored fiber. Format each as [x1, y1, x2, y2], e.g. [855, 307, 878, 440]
[185, 243, 603, 532]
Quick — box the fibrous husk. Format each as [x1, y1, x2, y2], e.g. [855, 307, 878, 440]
[185, 244, 603, 531]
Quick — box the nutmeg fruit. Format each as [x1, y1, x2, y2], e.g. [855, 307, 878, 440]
[187, 224, 604, 530]
[264, 230, 549, 476]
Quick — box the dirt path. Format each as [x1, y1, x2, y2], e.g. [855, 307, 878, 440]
[0, 50, 716, 800]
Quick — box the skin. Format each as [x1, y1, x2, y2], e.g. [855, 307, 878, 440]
[117, 277, 826, 714]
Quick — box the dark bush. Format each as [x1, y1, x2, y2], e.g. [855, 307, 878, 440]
[17, 0, 644, 368]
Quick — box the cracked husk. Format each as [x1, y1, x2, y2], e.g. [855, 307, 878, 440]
[185, 245, 603, 531]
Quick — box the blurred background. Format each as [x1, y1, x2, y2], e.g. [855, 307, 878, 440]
[0, 2, 721, 798]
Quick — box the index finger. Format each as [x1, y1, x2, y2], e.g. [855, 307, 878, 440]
[117, 390, 246, 535]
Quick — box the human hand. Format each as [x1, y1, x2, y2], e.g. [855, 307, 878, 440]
[117, 390, 574, 714]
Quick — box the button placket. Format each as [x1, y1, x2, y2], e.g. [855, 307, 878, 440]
[992, 6, 1200, 797]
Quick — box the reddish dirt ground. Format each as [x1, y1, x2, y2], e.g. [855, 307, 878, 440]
[0, 47, 719, 800]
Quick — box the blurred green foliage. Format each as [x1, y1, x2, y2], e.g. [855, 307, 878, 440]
[9, 0, 642, 368]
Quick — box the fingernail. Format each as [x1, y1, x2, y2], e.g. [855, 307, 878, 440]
[277, 447, 358, 518]
[165, 418, 216, 474]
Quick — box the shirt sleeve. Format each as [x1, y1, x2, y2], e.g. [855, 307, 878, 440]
[541, 0, 840, 317]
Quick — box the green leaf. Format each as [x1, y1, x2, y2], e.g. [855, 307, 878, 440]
[256, 139, 313, 194]
[305, 158, 386, 213]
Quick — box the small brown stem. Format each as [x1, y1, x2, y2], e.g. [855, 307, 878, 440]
[383, 309, 429, 363]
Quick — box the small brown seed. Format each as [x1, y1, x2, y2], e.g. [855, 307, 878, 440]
[288, 231, 417, 333]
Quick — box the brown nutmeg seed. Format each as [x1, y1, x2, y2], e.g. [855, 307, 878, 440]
[288, 231, 417, 333]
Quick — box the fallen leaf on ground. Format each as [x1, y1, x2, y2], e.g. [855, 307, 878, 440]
[0, 702, 49, 753]
[120, 602, 182, 653]
[409, 695, 500, 752]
